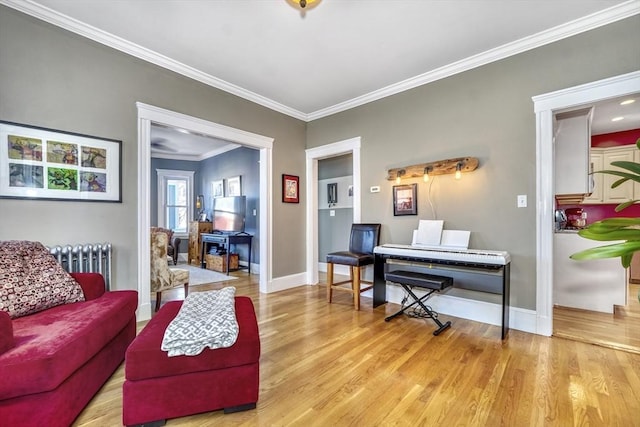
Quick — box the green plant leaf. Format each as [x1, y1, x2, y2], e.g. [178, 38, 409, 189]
[615, 200, 639, 211]
[577, 228, 640, 241]
[595, 169, 640, 182]
[611, 177, 630, 188]
[570, 241, 640, 265]
[591, 217, 640, 227]
[609, 160, 640, 174]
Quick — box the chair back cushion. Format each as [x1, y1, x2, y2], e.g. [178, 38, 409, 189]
[150, 232, 189, 292]
[349, 223, 381, 255]
[150, 227, 174, 241]
[150, 232, 171, 291]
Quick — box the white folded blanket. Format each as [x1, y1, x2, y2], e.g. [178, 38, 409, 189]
[161, 287, 239, 357]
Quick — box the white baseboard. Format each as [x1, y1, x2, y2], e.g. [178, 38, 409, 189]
[376, 284, 537, 334]
[269, 272, 308, 293]
[237, 261, 259, 275]
[137, 302, 152, 322]
[271, 267, 539, 334]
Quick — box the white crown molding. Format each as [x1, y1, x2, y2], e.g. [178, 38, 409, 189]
[2, 0, 638, 122]
[0, 0, 308, 121]
[307, 0, 640, 121]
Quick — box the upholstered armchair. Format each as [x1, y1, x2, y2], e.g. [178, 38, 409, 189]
[150, 231, 189, 312]
[150, 226, 181, 265]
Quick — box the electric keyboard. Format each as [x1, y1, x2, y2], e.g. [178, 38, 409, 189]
[373, 243, 511, 339]
[374, 244, 510, 266]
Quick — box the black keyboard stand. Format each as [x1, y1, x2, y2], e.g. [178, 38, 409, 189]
[384, 270, 453, 336]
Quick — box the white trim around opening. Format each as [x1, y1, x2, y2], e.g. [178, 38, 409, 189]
[305, 137, 362, 285]
[533, 70, 640, 336]
[137, 102, 274, 321]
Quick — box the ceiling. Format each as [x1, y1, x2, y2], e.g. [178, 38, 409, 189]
[588, 93, 640, 135]
[3, 0, 639, 159]
[150, 125, 241, 161]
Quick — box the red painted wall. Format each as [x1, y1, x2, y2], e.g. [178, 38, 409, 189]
[592, 128, 640, 147]
[560, 203, 640, 225]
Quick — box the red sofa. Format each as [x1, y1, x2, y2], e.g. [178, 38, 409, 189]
[0, 272, 138, 427]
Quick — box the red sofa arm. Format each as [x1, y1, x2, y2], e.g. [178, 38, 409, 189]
[0, 311, 14, 355]
[70, 272, 106, 301]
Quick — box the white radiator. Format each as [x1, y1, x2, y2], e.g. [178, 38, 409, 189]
[46, 243, 112, 291]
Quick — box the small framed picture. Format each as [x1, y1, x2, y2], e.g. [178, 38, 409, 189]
[393, 184, 417, 216]
[198, 212, 208, 222]
[282, 174, 299, 203]
[327, 182, 337, 204]
[227, 175, 242, 196]
[212, 179, 224, 198]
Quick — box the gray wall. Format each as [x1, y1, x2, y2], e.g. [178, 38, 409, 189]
[318, 154, 353, 260]
[307, 16, 640, 310]
[0, 6, 307, 288]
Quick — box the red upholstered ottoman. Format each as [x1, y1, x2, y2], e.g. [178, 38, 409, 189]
[122, 297, 260, 426]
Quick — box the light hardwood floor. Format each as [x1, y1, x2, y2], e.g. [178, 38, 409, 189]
[74, 274, 640, 426]
[554, 283, 640, 354]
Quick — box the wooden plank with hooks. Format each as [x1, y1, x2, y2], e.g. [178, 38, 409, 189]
[386, 157, 479, 180]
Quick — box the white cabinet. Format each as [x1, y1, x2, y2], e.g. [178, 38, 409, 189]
[603, 148, 634, 203]
[583, 146, 635, 204]
[582, 152, 603, 204]
[554, 108, 593, 202]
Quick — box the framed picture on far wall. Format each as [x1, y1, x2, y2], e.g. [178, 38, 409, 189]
[0, 120, 121, 202]
[393, 183, 417, 216]
[282, 174, 299, 203]
[212, 179, 224, 198]
[227, 175, 242, 196]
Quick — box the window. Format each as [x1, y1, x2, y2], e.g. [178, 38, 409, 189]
[157, 169, 194, 234]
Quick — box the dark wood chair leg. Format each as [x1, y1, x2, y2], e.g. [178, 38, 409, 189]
[155, 291, 162, 312]
[183, 282, 189, 298]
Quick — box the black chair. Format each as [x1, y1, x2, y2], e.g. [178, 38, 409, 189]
[326, 223, 381, 310]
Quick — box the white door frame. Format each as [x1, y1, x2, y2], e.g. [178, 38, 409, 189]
[533, 71, 640, 336]
[305, 137, 362, 284]
[137, 102, 274, 320]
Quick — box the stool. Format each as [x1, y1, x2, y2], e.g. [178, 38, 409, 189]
[384, 270, 453, 336]
[122, 297, 260, 426]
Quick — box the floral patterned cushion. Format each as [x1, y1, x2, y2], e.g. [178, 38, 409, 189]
[150, 227, 174, 243]
[150, 232, 189, 293]
[0, 241, 85, 319]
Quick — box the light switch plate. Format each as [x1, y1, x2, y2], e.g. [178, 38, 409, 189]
[517, 195, 527, 208]
[329, 210, 336, 217]
[370, 186, 380, 193]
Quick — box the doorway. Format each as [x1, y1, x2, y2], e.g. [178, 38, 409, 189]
[305, 137, 362, 285]
[534, 70, 640, 337]
[137, 103, 274, 321]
